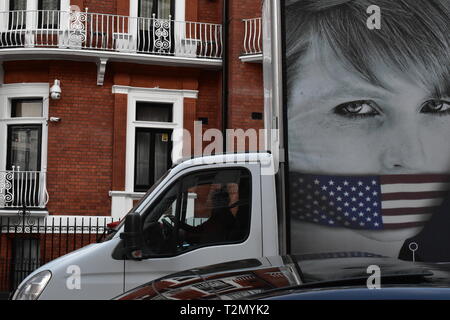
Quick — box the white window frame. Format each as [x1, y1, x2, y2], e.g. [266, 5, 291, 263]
[111, 85, 197, 194]
[0, 83, 49, 173]
[0, 0, 69, 32]
[130, 0, 185, 20]
[109, 85, 197, 220]
[128, 0, 185, 53]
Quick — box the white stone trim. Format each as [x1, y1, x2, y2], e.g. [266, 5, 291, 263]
[239, 53, 263, 63]
[112, 85, 198, 99]
[0, 83, 49, 173]
[128, 0, 186, 55]
[0, 0, 67, 31]
[110, 84, 197, 218]
[109, 190, 145, 199]
[0, 48, 223, 69]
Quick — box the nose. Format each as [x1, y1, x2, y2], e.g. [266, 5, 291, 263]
[379, 123, 427, 173]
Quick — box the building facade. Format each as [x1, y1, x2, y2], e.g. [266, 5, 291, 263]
[0, 0, 264, 295]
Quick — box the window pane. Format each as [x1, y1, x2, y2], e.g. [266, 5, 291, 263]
[142, 181, 179, 255]
[11, 99, 43, 118]
[8, 126, 41, 171]
[158, 0, 172, 19]
[9, 0, 27, 29]
[141, 169, 251, 257]
[39, 0, 60, 10]
[177, 170, 251, 252]
[135, 131, 151, 187]
[153, 132, 170, 181]
[136, 102, 172, 122]
[135, 129, 172, 192]
[10, 0, 27, 10]
[38, 0, 60, 28]
[139, 0, 154, 18]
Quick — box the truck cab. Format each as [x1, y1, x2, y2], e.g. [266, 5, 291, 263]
[12, 153, 279, 300]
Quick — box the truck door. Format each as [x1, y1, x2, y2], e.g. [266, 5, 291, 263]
[123, 163, 262, 292]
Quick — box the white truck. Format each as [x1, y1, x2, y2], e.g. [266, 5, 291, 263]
[12, 0, 450, 299]
[12, 0, 286, 300]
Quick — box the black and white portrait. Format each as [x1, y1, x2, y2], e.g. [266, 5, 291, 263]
[284, 0, 450, 261]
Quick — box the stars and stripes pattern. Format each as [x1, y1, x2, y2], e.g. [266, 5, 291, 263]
[289, 173, 450, 230]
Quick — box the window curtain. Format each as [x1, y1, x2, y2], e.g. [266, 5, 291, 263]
[139, 0, 172, 19]
[38, 0, 60, 28]
[39, 0, 60, 10]
[139, 0, 155, 18]
[158, 0, 171, 19]
[10, 0, 27, 10]
[9, 0, 27, 29]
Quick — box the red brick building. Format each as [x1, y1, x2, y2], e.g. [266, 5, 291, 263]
[0, 0, 263, 294]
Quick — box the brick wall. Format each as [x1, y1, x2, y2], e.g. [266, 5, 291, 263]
[1, 0, 263, 216]
[3, 60, 222, 216]
[228, 0, 264, 138]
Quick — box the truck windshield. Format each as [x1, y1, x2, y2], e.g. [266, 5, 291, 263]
[100, 169, 172, 242]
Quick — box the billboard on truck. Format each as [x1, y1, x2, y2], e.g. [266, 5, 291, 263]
[278, 0, 450, 262]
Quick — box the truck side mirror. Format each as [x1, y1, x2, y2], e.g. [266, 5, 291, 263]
[119, 213, 144, 260]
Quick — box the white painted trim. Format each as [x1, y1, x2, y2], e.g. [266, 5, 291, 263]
[61, 0, 70, 11]
[125, 87, 185, 192]
[0, 83, 49, 173]
[0, 48, 222, 69]
[0, 210, 48, 217]
[239, 53, 263, 63]
[0, 0, 68, 33]
[112, 85, 198, 99]
[110, 84, 193, 218]
[109, 190, 146, 199]
[128, 0, 186, 55]
[175, 0, 185, 22]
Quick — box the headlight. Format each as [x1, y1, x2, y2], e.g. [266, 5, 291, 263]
[12, 270, 52, 300]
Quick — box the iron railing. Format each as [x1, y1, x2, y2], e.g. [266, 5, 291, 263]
[0, 213, 118, 297]
[0, 9, 223, 59]
[242, 17, 262, 55]
[0, 168, 48, 209]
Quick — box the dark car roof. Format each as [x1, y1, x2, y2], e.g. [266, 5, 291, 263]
[116, 252, 450, 300]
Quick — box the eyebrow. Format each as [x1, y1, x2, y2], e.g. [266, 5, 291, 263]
[309, 82, 391, 102]
[431, 85, 450, 99]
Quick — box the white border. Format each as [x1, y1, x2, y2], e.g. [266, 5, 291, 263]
[110, 84, 197, 219]
[0, 83, 49, 173]
[0, 0, 68, 31]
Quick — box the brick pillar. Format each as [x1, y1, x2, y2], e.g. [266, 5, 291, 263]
[185, 0, 198, 21]
[116, 0, 129, 16]
[112, 72, 130, 191]
[112, 93, 127, 191]
[183, 98, 197, 157]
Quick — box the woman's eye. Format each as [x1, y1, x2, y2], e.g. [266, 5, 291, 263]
[333, 100, 379, 118]
[420, 100, 450, 115]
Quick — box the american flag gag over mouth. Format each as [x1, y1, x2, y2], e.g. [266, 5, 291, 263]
[289, 173, 450, 230]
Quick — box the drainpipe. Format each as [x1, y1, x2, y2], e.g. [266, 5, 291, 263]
[222, 0, 229, 152]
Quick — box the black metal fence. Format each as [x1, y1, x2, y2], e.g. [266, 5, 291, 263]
[0, 208, 117, 298]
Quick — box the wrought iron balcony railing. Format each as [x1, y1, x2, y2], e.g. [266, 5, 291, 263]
[242, 17, 262, 56]
[0, 168, 48, 209]
[0, 9, 223, 60]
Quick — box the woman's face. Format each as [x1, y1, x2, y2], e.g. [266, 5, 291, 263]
[288, 50, 450, 175]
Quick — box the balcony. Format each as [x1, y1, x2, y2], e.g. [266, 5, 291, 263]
[0, 168, 48, 212]
[239, 17, 262, 63]
[0, 9, 223, 76]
